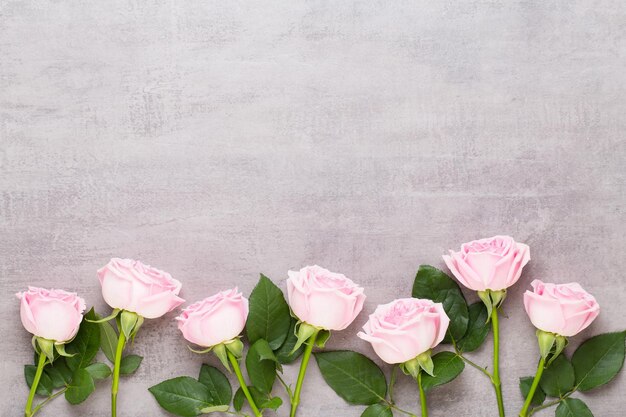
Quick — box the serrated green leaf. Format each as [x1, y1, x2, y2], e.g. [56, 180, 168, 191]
[412, 265, 469, 342]
[24, 365, 53, 396]
[149, 376, 216, 417]
[555, 398, 593, 417]
[314, 350, 387, 405]
[85, 362, 111, 380]
[119, 354, 143, 375]
[539, 354, 575, 397]
[275, 317, 304, 364]
[198, 364, 232, 405]
[65, 369, 95, 404]
[519, 377, 546, 406]
[361, 403, 393, 417]
[572, 331, 625, 391]
[420, 351, 464, 392]
[456, 302, 490, 352]
[66, 308, 100, 371]
[45, 359, 73, 388]
[259, 395, 282, 410]
[99, 319, 118, 363]
[246, 339, 278, 394]
[246, 274, 291, 349]
[233, 386, 273, 412]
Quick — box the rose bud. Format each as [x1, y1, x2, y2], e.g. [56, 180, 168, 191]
[524, 280, 599, 338]
[358, 298, 449, 376]
[97, 258, 184, 319]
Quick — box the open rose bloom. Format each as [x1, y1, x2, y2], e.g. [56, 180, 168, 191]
[98, 258, 184, 318]
[443, 235, 530, 291]
[17, 286, 86, 343]
[524, 280, 600, 337]
[358, 298, 449, 364]
[177, 288, 249, 347]
[287, 265, 366, 331]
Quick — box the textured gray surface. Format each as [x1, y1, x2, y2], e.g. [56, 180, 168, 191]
[1, 1, 625, 416]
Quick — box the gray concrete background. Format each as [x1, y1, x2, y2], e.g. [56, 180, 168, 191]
[1, 1, 625, 416]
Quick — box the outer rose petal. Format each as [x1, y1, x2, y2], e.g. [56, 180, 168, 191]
[443, 253, 484, 291]
[31, 299, 81, 341]
[287, 281, 311, 324]
[101, 271, 134, 311]
[524, 290, 566, 334]
[432, 303, 450, 346]
[18, 295, 39, 336]
[136, 291, 185, 319]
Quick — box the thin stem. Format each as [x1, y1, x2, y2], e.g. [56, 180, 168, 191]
[227, 350, 261, 417]
[277, 373, 293, 400]
[454, 349, 492, 379]
[111, 328, 127, 417]
[417, 371, 428, 417]
[519, 357, 546, 417]
[289, 330, 318, 417]
[492, 308, 505, 417]
[31, 388, 67, 416]
[25, 352, 47, 417]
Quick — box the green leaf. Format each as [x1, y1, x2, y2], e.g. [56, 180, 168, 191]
[555, 398, 593, 417]
[65, 369, 95, 404]
[420, 351, 464, 392]
[539, 354, 575, 397]
[246, 339, 278, 394]
[85, 363, 112, 380]
[314, 350, 387, 405]
[246, 274, 292, 349]
[519, 377, 545, 406]
[149, 376, 216, 417]
[233, 387, 245, 412]
[361, 403, 393, 417]
[119, 354, 143, 375]
[25, 365, 53, 396]
[198, 364, 232, 405]
[260, 395, 283, 410]
[456, 302, 490, 352]
[66, 308, 100, 371]
[200, 405, 230, 413]
[275, 317, 305, 364]
[233, 386, 276, 411]
[572, 331, 626, 391]
[45, 359, 73, 388]
[99, 320, 118, 363]
[412, 265, 469, 342]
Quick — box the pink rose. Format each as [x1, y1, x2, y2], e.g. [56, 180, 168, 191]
[176, 288, 249, 347]
[524, 280, 600, 337]
[358, 298, 449, 364]
[16, 287, 86, 343]
[443, 235, 530, 291]
[287, 265, 366, 331]
[97, 258, 184, 319]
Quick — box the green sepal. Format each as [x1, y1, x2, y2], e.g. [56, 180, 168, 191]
[291, 322, 320, 354]
[36, 337, 55, 363]
[316, 330, 331, 348]
[86, 309, 120, 323]
[547, 335, 568, 367]
[537, 330, 557, 361]
[401, 350, 435, 378]
[55, 342, 76, 358]
[477, 289, 507, 322]
[213, 344, 230, 372]
[120, 310, 140, 340]
[188, 345, 213, 355]
[224, 338, 244, 359]
[200, 405, 230, 413]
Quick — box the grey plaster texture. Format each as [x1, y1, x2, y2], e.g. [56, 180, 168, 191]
[1, 0, 625, 416]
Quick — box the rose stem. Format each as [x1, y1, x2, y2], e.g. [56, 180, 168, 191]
[290, 330, 319, 417]
[227, 350, 262, 417]
[519, 356, 546, 417]
[417, 371, 428, 417]
[111, 328, 127, 417]
[492, 307, 506, 417]
[25, 352, 47, 417]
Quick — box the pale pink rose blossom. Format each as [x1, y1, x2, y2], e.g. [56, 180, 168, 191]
[358, 298, 449, 364]
[177, 288, 249, 347]
[443, 235, 530, 291]
[524, 280, 599, 337]
[98, 258, 184, 319]
[16, 286, 86, 342]
[287, 265, 366, 331]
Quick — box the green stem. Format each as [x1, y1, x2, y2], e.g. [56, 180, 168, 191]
[111, 328, 127, 417]
[277, 373, 293, 400]
[227, 350, 262, 417]
[25, 352, 47, 417]
[417, 371, 428, 417]
[519, 357, 546, 417]
[492, 308, 505, 417]
[290, 330, 318, 417]
[31, 388, 67, 416]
